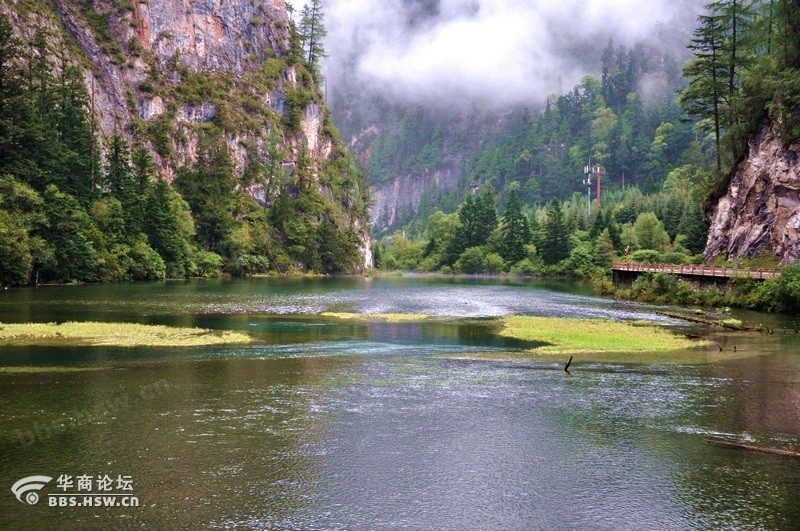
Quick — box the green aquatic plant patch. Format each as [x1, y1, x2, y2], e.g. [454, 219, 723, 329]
[321, 312, 430, 322]
[0, 322, 252, 347]
[498, 315, 710, 355]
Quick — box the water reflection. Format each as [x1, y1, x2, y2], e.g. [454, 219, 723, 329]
[0, 277, 799, 529]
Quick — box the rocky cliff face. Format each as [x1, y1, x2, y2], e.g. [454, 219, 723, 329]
[370, 162, 460, 230]
[44, 0, 302, 167]
[705, 119, 800, 266]
[1, 0, 371, 269]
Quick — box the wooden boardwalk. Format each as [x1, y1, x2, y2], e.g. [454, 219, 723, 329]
[612, 261, 781, 280]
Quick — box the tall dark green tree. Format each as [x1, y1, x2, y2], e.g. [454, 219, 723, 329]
[317, 215, 362, 274]
[52, 55, 97, 204]
[540, 198, 571, 265]
[499, 188, 530, 263]
[445, 187, 498, 263]
[681, 10, 727, 175]
[298, 0, 327, 73]
[476, 184, 498, 244]
[144, 178, 196, 278]
[677, 199, 709, 254]
[175, 129, 235, 252]
[104, 135, 141, 234]
[40, 185, 99, 283]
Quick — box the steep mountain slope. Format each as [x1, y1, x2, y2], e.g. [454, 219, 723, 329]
[0, 0, 371, 272]
[334, 35, 694, 236]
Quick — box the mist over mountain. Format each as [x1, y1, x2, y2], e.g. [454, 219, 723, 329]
[319, 0, 707, 108]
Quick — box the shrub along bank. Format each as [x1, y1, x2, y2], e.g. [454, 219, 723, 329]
[594, 261, 800, 314]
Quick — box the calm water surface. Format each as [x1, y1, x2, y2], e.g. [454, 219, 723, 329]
[0, 276, 798, 529]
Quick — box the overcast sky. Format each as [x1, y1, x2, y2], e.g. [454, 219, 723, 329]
[291, 0, 706, 107]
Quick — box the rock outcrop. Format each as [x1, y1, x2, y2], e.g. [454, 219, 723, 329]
[705, 119, 800, 266]
[370, 162, 460, 231]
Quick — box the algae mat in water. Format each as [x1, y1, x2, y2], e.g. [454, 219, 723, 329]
[498, 315, 709, 355]
[321, 312, 430, 322]
[0, 322, 251, 347]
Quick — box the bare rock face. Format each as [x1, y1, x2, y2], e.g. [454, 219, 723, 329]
[705, 119, 800, 266]
[135, 0, 287, 77]
[370, 162, 460, 231]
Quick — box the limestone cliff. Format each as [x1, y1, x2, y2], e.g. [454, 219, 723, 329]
[370, 162, 460, 230]
[0, 0, 372, 270]
[705, 119, 800, 266]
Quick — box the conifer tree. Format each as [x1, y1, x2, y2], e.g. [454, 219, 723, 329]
[540, 198, 570, 265]
[681, 10, 727, 175]
[145, 179, 196, 278]
[499, 188, 530, 263]
[175, 130, 235, 252]
[476, 184, 498, 245]
[677, 199, 709, 254]
[299, 0, 327, 73]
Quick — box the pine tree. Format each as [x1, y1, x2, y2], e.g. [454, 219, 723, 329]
[476, 184, 498, 245]
[144, 179, 196, 278]
[593, 228, 617, 267]
[499, 189, 530, 263]
[41, 185, 99, 282]
[175, 130, 235, 252]
[298, 0, 327, 74]
[444, 186, 498, 263]
[681, 10, 727, 175]
[540, 198, 570, 265]
[677, 199, 709, 254]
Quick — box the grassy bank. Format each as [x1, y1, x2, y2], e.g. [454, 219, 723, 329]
[0, 322, 252, 347]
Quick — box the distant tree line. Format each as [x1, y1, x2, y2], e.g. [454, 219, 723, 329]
[373, 174, 708, 279]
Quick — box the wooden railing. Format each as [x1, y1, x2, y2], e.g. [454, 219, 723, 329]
[611, 261, 781, 280]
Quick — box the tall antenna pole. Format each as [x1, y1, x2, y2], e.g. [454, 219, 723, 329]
[594, 166, 605, 212]
[583, 161, 592, 217]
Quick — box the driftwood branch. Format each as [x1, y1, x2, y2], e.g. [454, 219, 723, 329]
[706, 438, 799, 457]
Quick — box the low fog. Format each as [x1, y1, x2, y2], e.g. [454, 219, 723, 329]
[295, 0, 706, 108]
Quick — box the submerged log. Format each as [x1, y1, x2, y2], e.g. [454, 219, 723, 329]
[656, 310, 761, 331]
[706, 438, 800, 457]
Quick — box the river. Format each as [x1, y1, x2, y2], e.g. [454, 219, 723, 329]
[1, 276, 798, 529]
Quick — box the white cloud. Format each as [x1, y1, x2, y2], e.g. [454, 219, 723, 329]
[320, 0, 705, 107]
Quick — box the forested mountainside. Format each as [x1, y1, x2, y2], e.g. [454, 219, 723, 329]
[336, 31, 696, 235]
[0, 0, 371, 287]
[336, 1, 800, 275]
